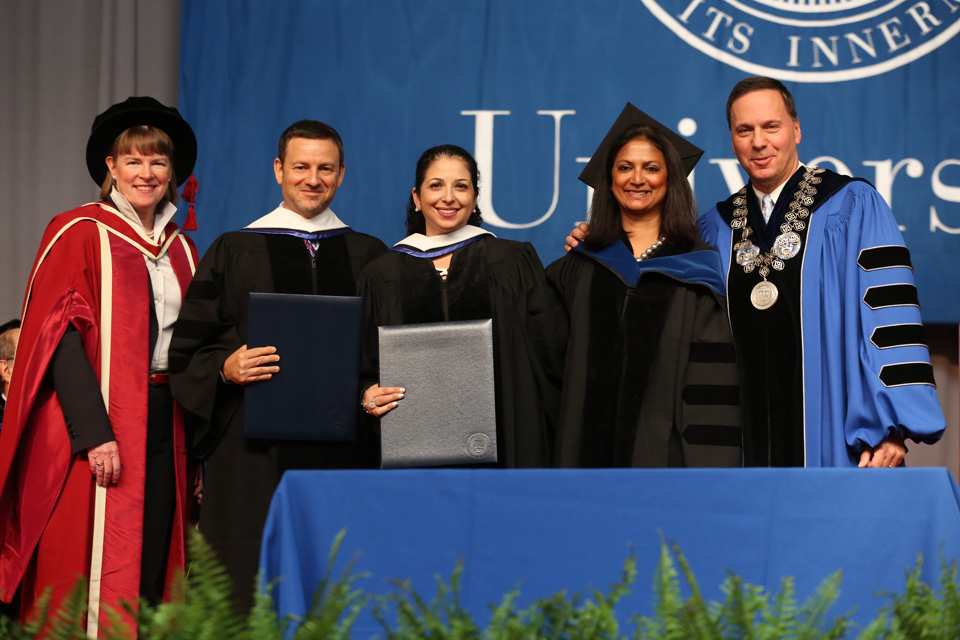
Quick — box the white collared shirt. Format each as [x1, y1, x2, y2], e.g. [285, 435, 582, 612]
[752, 162, 804, 223]
[110, 187, 181, 372]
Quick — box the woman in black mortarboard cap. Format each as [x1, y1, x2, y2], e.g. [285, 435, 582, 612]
[546, 104, 743, 468]
[356, 144, 564, 468]
[0, 96, 199, 635]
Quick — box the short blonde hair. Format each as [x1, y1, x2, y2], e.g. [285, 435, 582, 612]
[99, 125, 178, 205]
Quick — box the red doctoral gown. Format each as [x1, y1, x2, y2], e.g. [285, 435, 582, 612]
[0, 202, 197, 636]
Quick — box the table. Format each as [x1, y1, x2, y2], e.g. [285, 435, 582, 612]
[260, 469, 960, 635]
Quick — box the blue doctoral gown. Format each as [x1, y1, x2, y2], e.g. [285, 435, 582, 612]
[700, 170, 944, 467]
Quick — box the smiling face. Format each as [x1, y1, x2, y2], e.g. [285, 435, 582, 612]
[610, 137, 667, 221]
[106, 152, 172, 219]
[411, 155, 477, 236]
[274, 137, 344, 219]
[729, 88, 802, 193]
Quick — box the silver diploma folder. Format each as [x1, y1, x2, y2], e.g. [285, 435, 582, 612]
[378, 319, 497, 468]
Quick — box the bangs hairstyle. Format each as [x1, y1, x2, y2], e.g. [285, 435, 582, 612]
[405, 144, 483, 235]
[99, 125, 178, 205]
[584, 124, 699, 251]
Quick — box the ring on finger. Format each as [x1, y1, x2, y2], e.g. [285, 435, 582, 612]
[368, 399, 376, 409]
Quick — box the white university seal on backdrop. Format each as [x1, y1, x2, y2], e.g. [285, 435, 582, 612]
[640, 0, 960, 81]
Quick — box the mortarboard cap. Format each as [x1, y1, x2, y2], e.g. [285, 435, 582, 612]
[86, 96, 197, 187]
[578, 102, 704, 189]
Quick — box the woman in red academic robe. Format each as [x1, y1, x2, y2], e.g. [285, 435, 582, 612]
[0, 97, 199, 637]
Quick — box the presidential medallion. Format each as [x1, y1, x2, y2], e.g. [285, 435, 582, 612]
[736, 242, 760, 266]
[772, 231, 801, 260]
[728, 168, 824, 308]
[751, 280, 779, 310]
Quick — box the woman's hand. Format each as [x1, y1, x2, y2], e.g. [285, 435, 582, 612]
[88, 440, 121, 487]
[194, 465, 203, 504]
[222, 344, 280, 385]
[362, 383, 405, 418]
[565, 222, 589, 252]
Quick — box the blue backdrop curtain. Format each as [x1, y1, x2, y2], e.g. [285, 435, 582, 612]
[178, 0, 960, 322]
[0, 1, 954, 470]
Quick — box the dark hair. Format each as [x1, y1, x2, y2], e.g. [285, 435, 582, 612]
[99, 126, 179, 205]
[278, 120, 344, 165]
[584, 125, 699, 250]
[726, 76, 798, 130]
[405, 145, 483, 235]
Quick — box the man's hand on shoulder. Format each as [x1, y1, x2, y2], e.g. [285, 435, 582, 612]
[565, 222, 589, 252]
[222, 344, 280, 385]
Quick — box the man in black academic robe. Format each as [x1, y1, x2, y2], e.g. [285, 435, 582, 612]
[169, 121, 386, 609]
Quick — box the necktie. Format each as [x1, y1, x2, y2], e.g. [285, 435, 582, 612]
[761, 194, 774, 224]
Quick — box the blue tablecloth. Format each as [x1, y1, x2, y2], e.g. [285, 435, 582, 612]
[259, 469, 960, 635]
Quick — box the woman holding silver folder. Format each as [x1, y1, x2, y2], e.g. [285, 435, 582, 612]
[358, 145, 562, 467]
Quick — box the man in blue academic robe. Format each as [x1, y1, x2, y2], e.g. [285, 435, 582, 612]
[697, 77, 945, 467]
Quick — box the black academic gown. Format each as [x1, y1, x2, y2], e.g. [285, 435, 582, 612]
[546, 239, 742, 468]
[356, 235, 563, 468]
[168, 228, 386, 608]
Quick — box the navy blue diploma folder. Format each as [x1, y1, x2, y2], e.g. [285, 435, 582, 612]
[243, 292, 362, 441]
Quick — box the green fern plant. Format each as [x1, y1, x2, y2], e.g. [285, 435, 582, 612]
[373, 551, 637, 640]
[135, 527, 246, 640]
[286, 529, 370, 640]
[1, 530, 958, 639]
[633, 540, 850, 639]
[0, 583, 57, 640]
[372, 559, 483, 639]
[857, 551, 960, 639]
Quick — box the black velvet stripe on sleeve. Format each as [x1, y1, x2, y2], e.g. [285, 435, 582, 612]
[863, 284, 919, 309]
[688, 342, 737, 363]
[870, 324, 927, 349]
[857, 246, 913, 271]
[879, 362, 936, 387]
[682, 384, 739, 405]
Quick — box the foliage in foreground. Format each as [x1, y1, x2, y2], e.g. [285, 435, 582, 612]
[0, 530, 957, 639]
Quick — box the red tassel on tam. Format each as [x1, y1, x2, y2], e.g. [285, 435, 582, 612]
[181, 174, 199, 230]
